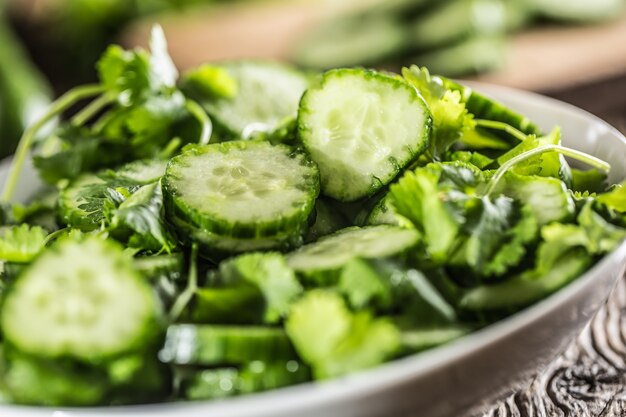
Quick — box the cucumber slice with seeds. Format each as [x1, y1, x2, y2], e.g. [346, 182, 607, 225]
[0, 237, 160, 360]
[163, 141, 319, 241]
[287, 225, 419, 278]
[298, 69, 431, 202]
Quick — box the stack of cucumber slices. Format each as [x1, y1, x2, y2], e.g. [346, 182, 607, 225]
[1, 28, 625, 406]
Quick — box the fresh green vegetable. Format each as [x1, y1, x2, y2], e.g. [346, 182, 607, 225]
[1, 236, 162, 360]
[0, 29, 624, 407]
[298, 68, 431, 201]
[163, 141, 320, 257]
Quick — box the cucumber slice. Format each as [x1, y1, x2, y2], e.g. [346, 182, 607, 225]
[0, 237, 160, 360]
[298, 69, 431, 201]
[163, 141, 320, 240]
[183, 61, 309, 140]
[287, 225, 419, 278]
[159, 325, 297, 365]
[58, 174, 104, 231]
[526, 0, 623, 22]
[115, 159, 168, 184]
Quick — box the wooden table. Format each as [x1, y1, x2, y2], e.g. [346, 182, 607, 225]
[479, 277, 626, 417]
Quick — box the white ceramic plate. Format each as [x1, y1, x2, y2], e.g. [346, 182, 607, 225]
[2, 82, 626, 417]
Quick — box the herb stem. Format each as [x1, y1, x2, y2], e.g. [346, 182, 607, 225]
[475, 119, 529, 142]
[483, 145, 611, 197]
[185, 99, 212, 145]
[159, 138, 182, 159]
[43, 228, 69, 246]
[168, 243, 198, 321]
[1, 84, 106, 203]
[71, 94, 114, 127]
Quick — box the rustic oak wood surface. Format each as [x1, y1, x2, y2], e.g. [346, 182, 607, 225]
[479, 276, 626, 417]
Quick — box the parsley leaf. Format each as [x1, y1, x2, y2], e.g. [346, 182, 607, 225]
[285, 290, 400, 379]
[402, 66, 475, 159]
[0, 225, 47, 263]
[219, 252, 303, 324]
[597, 181, 626, 212]
[389, 167, 459, 262]
[111, 182, 175, 253]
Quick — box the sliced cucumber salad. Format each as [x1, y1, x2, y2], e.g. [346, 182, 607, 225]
[1, 28, 625, 407]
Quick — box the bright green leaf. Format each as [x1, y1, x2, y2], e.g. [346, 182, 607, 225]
[0, 225, 47, 263]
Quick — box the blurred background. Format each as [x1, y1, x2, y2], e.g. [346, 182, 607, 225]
[2, 0, 626, 159]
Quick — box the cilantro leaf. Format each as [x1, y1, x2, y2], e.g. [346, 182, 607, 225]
[338, 258, 392, 311]
[577, 202, 626, 254]
[461, 196, 519, 272]
[389, 168, 459, 262]
[495, 127, 565, 179]
[483, 204, 537, 276]
[571, 168, 608, 194]
[219, 252, 303, 324]
[460, 202, 624, 312]
[111, 182, 175, 253]
[0, 225, 47, 263]
[449, 197, 538, 279]
[285, 290, 400, 379]
[97, 26, 177, 105]
[148, 25, 178, 90]
[597, 181, 626, 212]
[97, 45, 151, 105]
[402, 66, 475, 159]
[401, 66, 445, 103]
[125, 92, 187, 159]
[34, 126, 127, 184]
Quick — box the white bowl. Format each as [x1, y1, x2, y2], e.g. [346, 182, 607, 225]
[2, 82, 626, 417]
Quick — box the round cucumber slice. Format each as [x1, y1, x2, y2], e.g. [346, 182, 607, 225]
[298, 69, 431, 202]
[287, 225, 420, 274]
[1, 237, 160, 360]
[163, 141, 319, 240]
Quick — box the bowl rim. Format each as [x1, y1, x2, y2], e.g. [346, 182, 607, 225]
[2, 81, 626, 417]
